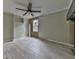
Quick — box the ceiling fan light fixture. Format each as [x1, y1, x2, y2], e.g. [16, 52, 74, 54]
[16, 0, 41, 16]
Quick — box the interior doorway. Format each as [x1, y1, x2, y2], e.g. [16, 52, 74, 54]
[28, 17, 39, 38]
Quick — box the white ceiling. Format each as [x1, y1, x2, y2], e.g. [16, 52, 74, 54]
[3, 0, 72, 18]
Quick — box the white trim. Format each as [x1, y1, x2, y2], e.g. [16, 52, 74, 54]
[44, 39, 74, 48]
[43, 0, 73, 16]
[40, 7, 69, 17]
[67, 0, 73, 10]
[29, 24, 31, 37]
[37, 8, 67, 18]
[66, 0, 73, 16]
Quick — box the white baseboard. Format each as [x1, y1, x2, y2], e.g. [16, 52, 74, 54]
[45, 39, 74, 48]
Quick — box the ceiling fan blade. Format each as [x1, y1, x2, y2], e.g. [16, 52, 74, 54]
[16, 8, 27, 11]
[31, 13, 34, 16]
[23, 12, 28, 16]
[31, 10, 41, 12]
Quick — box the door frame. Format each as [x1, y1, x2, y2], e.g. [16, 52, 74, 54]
[28, 17, 39, 38]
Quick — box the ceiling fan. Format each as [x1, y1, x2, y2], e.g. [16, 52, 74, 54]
[16, 0, 41, 16]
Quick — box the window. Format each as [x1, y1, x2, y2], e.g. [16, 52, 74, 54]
[33, 19, 39, 32]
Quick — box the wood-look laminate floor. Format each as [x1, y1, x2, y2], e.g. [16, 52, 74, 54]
[4, 37, 74, 59]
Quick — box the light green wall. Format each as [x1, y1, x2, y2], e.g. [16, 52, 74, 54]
[39, 10, 68, 43]
[3, 13, 13, 43]
[14, 15, 28, 39]
[14, 15, 25, 39]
